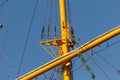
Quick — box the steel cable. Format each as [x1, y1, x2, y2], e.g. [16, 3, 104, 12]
[16, 0, 39, 77]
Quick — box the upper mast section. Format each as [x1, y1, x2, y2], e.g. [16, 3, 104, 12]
[59, 0, 72, 80]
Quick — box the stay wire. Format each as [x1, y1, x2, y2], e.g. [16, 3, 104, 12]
[0, 0, 8, 7]
[67, 0, 72, 25]
[118, 69, 120, 80]
[40, 0, 49, 41]
[53, 0, 57, 38]
[43, 0, 49, 26]
[2, 0, 16, 50]
[68, 31, 95, 79]
[92, 39, 120, 55]
[49, 68, 57, 80]
[0, 49, 17, 74]
[0, 0, 8, 16]
[73, 39, 120, 72]
[96, 53, 118, 71]
[16, 0, 39, 77]
[0, 0, 17, 78]
[47, 0, 53, 39]
[0, 63, 11, 80]
[88, 54, 112, 80]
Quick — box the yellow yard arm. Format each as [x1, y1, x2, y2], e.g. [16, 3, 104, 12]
[16, 26, 120, 80]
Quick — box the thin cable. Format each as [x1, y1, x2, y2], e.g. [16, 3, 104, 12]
[16, 0, 39, 77]
[92, 39, 120, 56]
[47, 0, 53, 39]
[43, 73, 48, 80]
[40, 44, 56, 58]
[2, 0, 16, 50]
[48, 45, 57, 58]
[96, 53, 118, 71]
[0, 63, 11, 80]
[40, 0, 49, 41]
[118, 70, 120, 80]
[67, 0, 72, 25]
[78, 54, 95, 79]
[73, 39, 120, 72]
[53, 0, 60, 56]
[0, 0, 8, 7]
[0, 49, 17, 74]
[49, 68, 57, 80]
[88, 55, 112, 80]
[43, 0, 49, 26]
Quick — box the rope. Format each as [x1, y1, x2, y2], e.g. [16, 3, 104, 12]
[0, 0, 8, 7]
[0, 63, 11, 80]
[16, 0, 39, 77]
[118, 69, 120, 80]
[91, 39, 120, 56]
[43, 0, 49, 26]
[0, 0, 8, 16]
[0, 49, 17, 74]
[78, 54, 95, 79]
[40, 44, 56, 58]
[48, 45, 58, 58]
[40, 0, 59, 59]
[73, 39, 120, 77]
[96, 53, 118, 71]
[88, 55, 112, 80]
[68, 29, 95, 79]
[2, 0, 16, 50]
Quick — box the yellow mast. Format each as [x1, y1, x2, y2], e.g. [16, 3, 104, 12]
[17, 26, 120, 80]
[59, 0, 71, 80]
[16, 0, 120, 80]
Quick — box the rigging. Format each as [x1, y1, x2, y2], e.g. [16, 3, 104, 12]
[16, 0, 39, 77]
[0, 0, 8, 7]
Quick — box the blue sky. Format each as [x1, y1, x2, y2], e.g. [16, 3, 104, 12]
[0, 0, 120, 80]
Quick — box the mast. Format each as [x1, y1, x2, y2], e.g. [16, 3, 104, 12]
[59, 0, 71, 80]
[16, 0, 120, 79]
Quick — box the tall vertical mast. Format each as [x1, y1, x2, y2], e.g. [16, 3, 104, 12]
[59, 0, 71, 80]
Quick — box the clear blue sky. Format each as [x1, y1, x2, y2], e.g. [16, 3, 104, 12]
[0, 0, 120, 80]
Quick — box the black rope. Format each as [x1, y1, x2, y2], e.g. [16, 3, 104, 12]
[40, 26, 45, 41]
[16, 0, 39, 77]
[47, 23, 50, 39]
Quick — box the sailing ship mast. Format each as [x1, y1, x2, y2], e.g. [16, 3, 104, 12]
[16, 0, 120, 80]
[59, 0, 71, 80]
